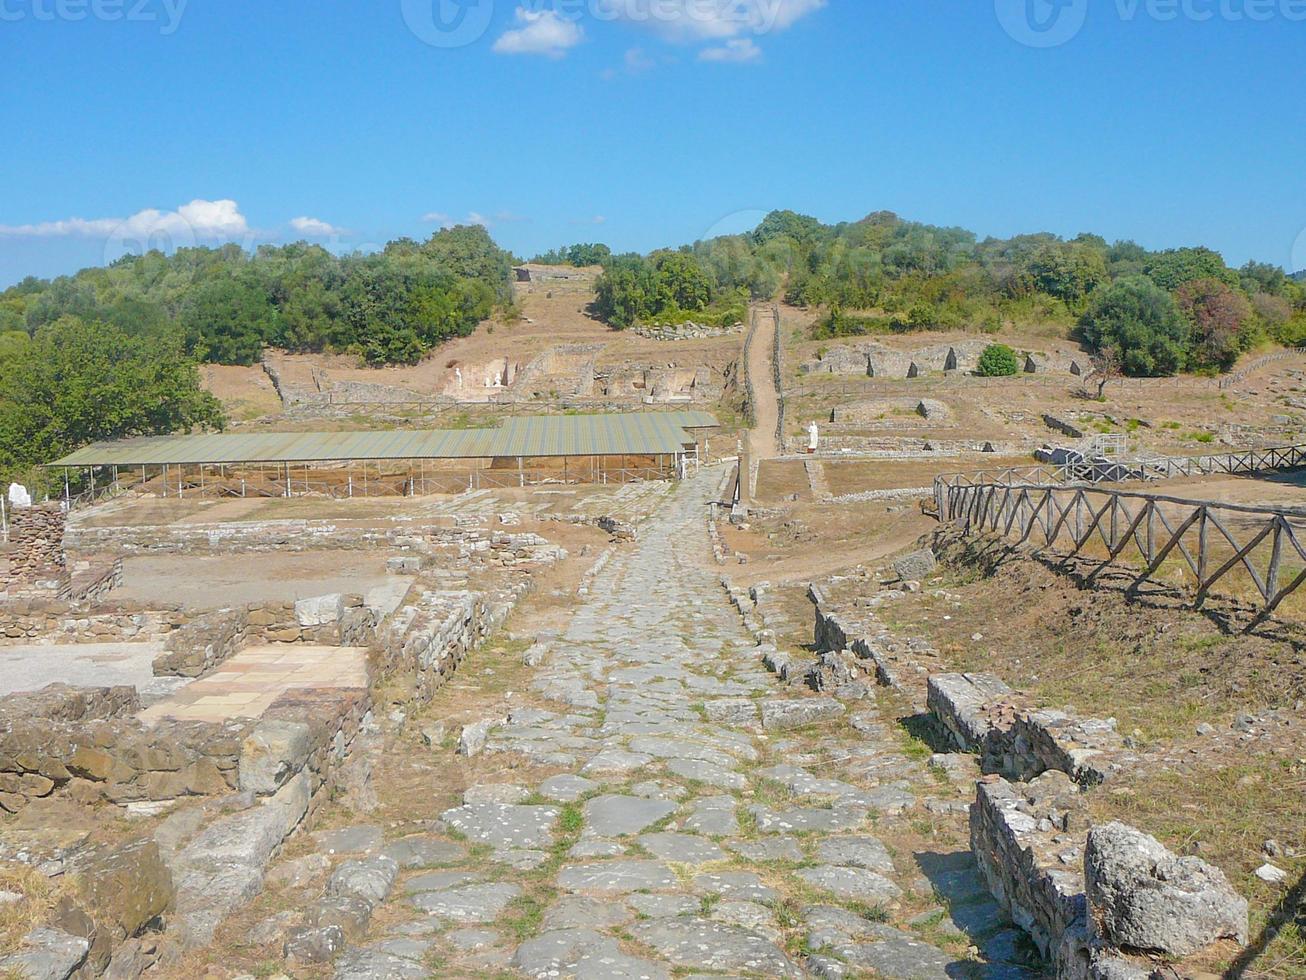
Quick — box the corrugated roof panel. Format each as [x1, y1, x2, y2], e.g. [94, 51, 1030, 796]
[47, 411, 717, 467]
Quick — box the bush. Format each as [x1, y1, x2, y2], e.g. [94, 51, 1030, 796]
[977, 343, 1021, 377]
[1080, 276, 1189, 377]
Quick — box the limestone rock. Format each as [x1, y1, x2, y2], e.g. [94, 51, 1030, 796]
[1085, 821, 1248, 957]
[760, 697, 846, 731]
[893, 548, 937, 582]
[238, 721, 312, 795]
[294, 593, 343, 628]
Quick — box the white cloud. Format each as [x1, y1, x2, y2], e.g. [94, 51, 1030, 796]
[698, 38, 762, 62]
[0, 198, 250, 240]
[570, 214, 607, 225]
[625, 46, 656, 72]
[289, 216, 344, 237]
[595, 0, 824, 43]
[493, 8, 584, 58]
[422, 211, 495, 229]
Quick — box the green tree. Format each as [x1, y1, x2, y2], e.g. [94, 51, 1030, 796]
[977, 343, 1021, 377]
[1143, 247, 1238, 292]
[1025, 242, 1108, 306]
[1080, 276, 1189, 377]
[0, 317, 224, 484]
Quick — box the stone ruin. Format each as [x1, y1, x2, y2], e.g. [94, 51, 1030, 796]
[1, 503, 69, 598]
[807, 574, 1253, 979]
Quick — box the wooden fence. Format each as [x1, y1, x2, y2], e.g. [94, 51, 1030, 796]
[934, 443, 1306, 496]
[936, 481, 1306, 626]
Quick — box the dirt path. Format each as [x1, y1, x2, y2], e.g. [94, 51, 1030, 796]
[747, 305, 780, 463]
[240, 468, 1031, 978]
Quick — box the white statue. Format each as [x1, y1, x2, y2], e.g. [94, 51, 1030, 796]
[7, 483, 32, 509]
[807, 422, 820, 453]
[455, 367, 463, 389]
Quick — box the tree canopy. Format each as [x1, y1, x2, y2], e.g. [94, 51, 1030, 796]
[589, 209, 1306, 376]
[0, 226, 515, 368]
[0, 317, 225, 486]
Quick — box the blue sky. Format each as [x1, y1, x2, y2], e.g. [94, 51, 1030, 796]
[2, 0, 1305, 287]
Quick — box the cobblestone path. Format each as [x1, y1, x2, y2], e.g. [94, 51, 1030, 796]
[313, 470, 1031, 979]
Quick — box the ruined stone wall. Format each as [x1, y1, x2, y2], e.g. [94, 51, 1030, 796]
[66, 520, 566, 569]
[0, 598, 180, 644]
[1, 504, 69, 597]
[0, 685, 251, 814]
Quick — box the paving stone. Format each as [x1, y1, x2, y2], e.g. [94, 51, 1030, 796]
[727, 838, 804, 863]
[381, 835, 468, 870]
[582, 795, 677, 837]
[538, 773, 599, 802]
[541, 896, 634, 931]
[682, 796, 739, 836]
[747, 803, 868, 834]
[334, 946, 429, 979]
[815, 836, 895, 874]
[409, 882, 522, 923]
[630, 780, 687, 800]
[492, 848, 549, 870]
[403, 870, 479, 895]
[569, 839, 626, 858]
[463, 783, 530, 805]
[630, 918, 802, 977]
[439, 803, 559, 849]
[797, 866, 903, 905]
[637, 833, 728, 864]
[833, 934, 957, 979]
[626, 893, 701, 918]
[314, 824, 383, 855]
[326, 855, 399, 906]
[510, 928, 672, 980]
[691, 871, 778, 904]
[711, 900, 781, 941]
[628, 735, 739, 768]
[581, 749, 654, 775]
[666, 757, 747, 791]
[445, 927, 501, 950]
[557, 860, 679, 894]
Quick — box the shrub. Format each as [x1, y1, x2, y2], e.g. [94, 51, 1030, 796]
[977, 343, 1021, 377]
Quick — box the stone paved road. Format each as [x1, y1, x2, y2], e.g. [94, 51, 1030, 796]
[316, 470, 1037, 979]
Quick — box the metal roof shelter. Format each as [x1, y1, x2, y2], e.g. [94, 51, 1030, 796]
[50, 411, 718, 468]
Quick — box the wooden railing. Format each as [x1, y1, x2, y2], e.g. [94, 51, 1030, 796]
[937, 481, 1306, 626]
[934, 443, 1306, 501]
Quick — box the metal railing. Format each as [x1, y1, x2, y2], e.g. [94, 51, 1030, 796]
[937, 480, 1306, 625]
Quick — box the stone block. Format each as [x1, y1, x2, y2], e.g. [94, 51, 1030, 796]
[760, 698, 846, 731]
[1085, 821, 1248, 957]
[238, 721, 313, 795]
[294, 594, 344, 628]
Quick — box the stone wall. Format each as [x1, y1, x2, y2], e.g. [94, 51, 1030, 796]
[970, 772, 1094, 975]
[0, 598, 180, 644]
[0, 685, 251, 814]
[154, 608, 250, 679]
[1, 504, 69, 597]
[633, 321, 743, 341]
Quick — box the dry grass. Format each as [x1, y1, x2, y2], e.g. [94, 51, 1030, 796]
[0, 863, 76, 956]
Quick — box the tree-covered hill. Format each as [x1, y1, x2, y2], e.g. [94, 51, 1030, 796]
[579, 210, 1306, 377]
[0, 225, 515, 369]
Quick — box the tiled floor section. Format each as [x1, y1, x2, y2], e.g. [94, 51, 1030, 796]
[137, 644, 369, 724]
